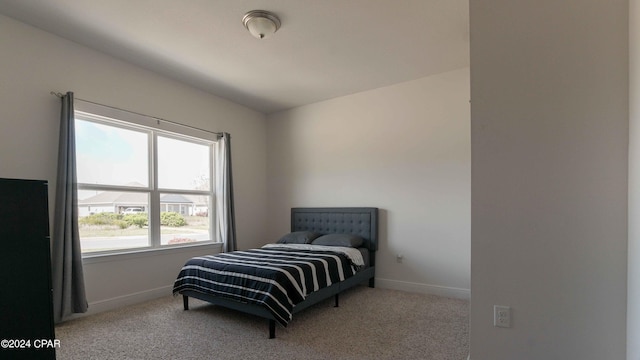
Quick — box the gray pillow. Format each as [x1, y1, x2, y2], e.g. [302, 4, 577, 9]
[277, 231, 321, 244]
[311, 234, 364, 248]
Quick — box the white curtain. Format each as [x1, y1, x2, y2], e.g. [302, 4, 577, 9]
[52, 91, 88, 322]
[215, 132, 237, 252]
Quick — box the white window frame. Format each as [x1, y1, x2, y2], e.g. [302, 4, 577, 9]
[74, 101, 218, 256]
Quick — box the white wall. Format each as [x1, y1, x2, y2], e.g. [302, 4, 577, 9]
[266, 68, 471, 298]
[0, 15, 268, 313]
[629, 1, 640, 359]
[470, 1, 628, 359]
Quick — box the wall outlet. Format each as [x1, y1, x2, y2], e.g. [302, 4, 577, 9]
[494, 305, 511, 328]
[396, 254, 404, 263]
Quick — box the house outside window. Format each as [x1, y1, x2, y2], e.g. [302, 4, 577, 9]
[74, 102, 217, 254]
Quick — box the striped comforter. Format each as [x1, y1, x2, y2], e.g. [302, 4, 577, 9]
[172, 246, 357, 326]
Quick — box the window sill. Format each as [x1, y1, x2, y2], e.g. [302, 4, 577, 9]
[82, 241, 222, 264]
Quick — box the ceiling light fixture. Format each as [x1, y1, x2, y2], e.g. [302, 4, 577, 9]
[242, 10, 281, 39]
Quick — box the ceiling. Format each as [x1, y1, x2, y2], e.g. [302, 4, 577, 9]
[0, 0, 469, 114]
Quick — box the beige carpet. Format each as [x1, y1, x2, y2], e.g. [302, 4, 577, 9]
[55, 286, 469, 360]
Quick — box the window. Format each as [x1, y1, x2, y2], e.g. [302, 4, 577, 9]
[74, 103, 217, 254]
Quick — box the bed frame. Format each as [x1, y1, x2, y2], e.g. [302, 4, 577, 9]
[179, 207, 378, 338]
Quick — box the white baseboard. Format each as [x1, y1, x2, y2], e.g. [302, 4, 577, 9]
[66, 285, 174, 320]
[375, 278, 470, 300]
[64, 279, 469, 322]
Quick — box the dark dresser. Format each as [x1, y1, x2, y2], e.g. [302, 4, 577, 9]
[0, 178, 56, 359]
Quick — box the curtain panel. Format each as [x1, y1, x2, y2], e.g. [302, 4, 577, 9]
[215, 132, 237, 252]
[52, 91, 88, 323]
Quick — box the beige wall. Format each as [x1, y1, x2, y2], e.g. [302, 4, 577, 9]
[629, 1, 640, 359]
[266, 68, 471, 298]
[0, 14, 268, 313]
[470, 1, 628, 359]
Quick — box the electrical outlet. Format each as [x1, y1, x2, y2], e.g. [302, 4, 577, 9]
[396, 254, 404, 263]
[494, 305, 511, 328]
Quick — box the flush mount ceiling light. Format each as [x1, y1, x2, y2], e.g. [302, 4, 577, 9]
[242, 10, 281, 39]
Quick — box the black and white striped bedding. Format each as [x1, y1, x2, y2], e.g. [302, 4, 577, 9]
[172, 246, 357, 326]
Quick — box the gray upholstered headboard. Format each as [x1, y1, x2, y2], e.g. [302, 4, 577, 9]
[290, 207, 378, 252]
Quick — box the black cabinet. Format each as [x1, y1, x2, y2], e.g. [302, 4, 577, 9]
[0, 178, 56, 359]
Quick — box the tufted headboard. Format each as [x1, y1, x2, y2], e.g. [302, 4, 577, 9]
[290, 207, 378, 253]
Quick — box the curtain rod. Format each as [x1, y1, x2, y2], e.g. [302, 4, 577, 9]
[50, 91, 224, 137]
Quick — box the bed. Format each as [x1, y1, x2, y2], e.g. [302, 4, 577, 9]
[172, 207, 378, 338]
